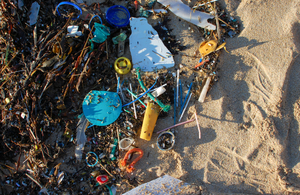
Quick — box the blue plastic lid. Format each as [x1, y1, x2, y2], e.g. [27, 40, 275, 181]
[82, 91, 122, 126]
[106, 5, 130, 28]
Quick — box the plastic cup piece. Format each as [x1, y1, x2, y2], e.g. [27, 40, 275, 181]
[106, 5, 130, 28]
[119, 138, 134, 150]
[114, 57, 132, 74]
[157, 131, 175, 151]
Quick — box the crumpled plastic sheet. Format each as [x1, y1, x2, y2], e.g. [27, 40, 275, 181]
[75, 115, 88, 161]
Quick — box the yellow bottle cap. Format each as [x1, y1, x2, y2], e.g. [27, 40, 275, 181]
[114, 57, 132, 75]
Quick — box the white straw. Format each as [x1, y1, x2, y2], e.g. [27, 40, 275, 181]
[194, 112, 201, 139]
[179, 93, 192, 122]
[176, 69, 179, 107]
[129, 83, 137, 119]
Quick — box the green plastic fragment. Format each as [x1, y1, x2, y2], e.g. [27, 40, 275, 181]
[138, 7, 150, 18]
[112, 32, 127, 45]
[91, 23, 110, 43]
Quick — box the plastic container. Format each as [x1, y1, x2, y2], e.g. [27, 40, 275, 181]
[106, 5, 130, 28]
[119, 138, 134, 150]
[157, 131, 175, 151]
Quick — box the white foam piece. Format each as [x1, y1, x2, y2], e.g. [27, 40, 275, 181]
[123, 175, 189, 195]
[129, 18, 175, 72]
[157, 0, 216, 30]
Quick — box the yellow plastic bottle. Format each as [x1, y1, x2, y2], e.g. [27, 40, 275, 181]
[140, 103, 160, 141]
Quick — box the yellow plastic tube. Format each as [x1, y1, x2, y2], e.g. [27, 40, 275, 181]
[140, 103, 160, 141]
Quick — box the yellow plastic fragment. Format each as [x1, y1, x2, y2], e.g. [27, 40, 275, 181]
[199, 40, 227, 57]
[140, 103, 160, 141]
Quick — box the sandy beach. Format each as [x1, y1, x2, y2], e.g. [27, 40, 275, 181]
[125, 0, 300, 194]
[1, 0, 300, 194]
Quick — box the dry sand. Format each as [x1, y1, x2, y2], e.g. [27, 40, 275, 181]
[122, 0, 300, 194]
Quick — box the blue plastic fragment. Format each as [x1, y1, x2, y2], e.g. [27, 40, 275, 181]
[106, 5, 130, 28]
[56, 2, 82, 20]
[82, 91, 122, 126]
[91, 23, 110, 43]
[89, 15, 103, 31]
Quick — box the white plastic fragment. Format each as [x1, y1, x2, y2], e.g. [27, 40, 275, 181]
[123, 175, 189, 195]
[28, 2, 40, 26]
[67, 26, 83, 37]
[157, 0, 216, 30]
[129, 17, 175, 72]
[148, 9, 168, 14]
[151, 85, 166, 98]
[198, 76, 211, 102]
[75, 115, 88, 162]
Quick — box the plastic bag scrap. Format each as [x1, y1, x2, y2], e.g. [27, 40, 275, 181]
[91, 23, 110, 43]
[75, 115, 89, 161]
[112, 32, 127, 45]
[28, 2, 40, 26]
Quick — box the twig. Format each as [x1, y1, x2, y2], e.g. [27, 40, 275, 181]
[214, 2, 221, 41]
[99, 162, 114, 178]
[25, 173, 42, 189]
[218, 18, 235, 31]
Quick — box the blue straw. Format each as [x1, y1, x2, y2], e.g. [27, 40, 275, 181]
[179, 82, 193, 116]
[179, 79, 183, 108]
[174, 87, 176, 125]
[122, 79, 157, 107]
[117, 76, 120, 93]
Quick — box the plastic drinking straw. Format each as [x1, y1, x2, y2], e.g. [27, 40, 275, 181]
[179, 81, 193, 116]
[174, 87, 176, 125]
[126, 89, 147, 108]
[116, 74, 120, 93]
[179, 79, 183, 108]
[123, 80, 157, 107]
[179, 93, 192, 122]
[156, 118, 195, 134]
[176, 69, 179, 107]
[194, 112, 201, 139]
[129, 83, 137, 119]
